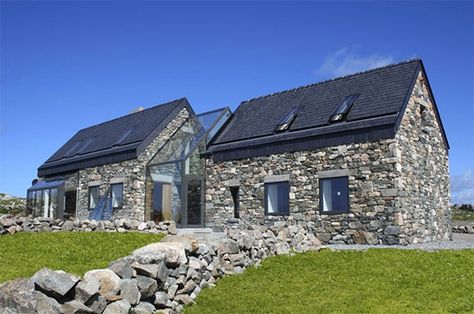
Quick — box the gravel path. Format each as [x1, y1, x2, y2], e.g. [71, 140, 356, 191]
[327, 233, 474, 251]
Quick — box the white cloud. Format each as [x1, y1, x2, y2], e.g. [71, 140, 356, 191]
[451, 170, 474, 204]
[317, 48, 395, 78]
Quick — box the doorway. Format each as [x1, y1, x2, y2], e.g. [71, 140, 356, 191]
[64, 190, 77, 219]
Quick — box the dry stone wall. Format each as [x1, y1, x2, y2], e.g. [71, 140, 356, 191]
[0, 222, 323, 313]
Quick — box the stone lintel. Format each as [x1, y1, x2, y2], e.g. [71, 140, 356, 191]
[88, 181, 101, 187]
[317, 169, 350, 179]
[264, 174, 290, 183]
[227, 179, 240, 187]
[110, 177, 125, 184]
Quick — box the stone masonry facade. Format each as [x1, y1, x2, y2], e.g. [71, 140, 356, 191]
[43, 108, 191, 221]
[205, 72, 450, 245]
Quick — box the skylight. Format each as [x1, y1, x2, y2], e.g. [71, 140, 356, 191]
[275, 107, 299, 133]
[329, 94, 360, 123]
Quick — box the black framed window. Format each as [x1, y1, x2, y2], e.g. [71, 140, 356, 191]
[111, 183, 123, 209]
[230, 186, 240, 218]
[88, 186, 99, 209]
[319, 176, 349, 214]
[264, 181, 289, 216]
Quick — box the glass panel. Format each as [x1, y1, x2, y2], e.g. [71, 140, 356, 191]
[320, 177, 348, 213]
[111, 183, 123, 208]
[321, 180, 333, 212]
[186, 178, 202, 225]
[266, 182, 289, 214]
[43, 189, 50, 218]
[50, 188, 58, 219]
[89, 186, 99, 209]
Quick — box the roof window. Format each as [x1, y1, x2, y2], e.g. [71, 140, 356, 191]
[329, 94, 360, 123]
[274, 107, 299, 133]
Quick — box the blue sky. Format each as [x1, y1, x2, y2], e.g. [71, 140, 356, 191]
[1, 1, 473, 203]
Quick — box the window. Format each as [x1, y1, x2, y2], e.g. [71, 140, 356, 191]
[111, 183, 124, 209]
[275, 107, 299, 133]
[329, 94, 360, 123]
[265, 181, 289, 215]
[319, 177, 349, 214]
[88, 186, 99, 209]
[230, 186, 240, 218]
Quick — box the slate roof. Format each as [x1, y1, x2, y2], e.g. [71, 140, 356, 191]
[208, 59, 448, 161]
[38, 98, 193, 177]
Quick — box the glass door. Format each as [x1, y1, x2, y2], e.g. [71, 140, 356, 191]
[183, 175, 204, 227]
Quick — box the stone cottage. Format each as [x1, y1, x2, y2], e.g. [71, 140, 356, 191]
[205, 59, 450, 244]
[26, 98, 231, 226]
[27, 59, 450, 244]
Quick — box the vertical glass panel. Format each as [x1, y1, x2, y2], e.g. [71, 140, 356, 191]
[89, 186, 99, 209]
[320, 177, 349, 213]
[111, 183, 123, 209]
[43, 189, 50, 218]
[50, 188, 58, 219]
[267, 184, 279, 214]
[149, 163, 182, 225]
[35, 190, 43, 217]
[186, 178, 202, 225]
[321, 180, 332, 212]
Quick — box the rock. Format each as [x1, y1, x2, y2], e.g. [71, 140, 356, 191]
[137, 222, 148, 231]
[156, 261, 169, 284]
[120, 279, 141, 306]
[384, 226, 401, 236]
[154, 291, 168, 308]
[349, 221, 363, 229]
[363, 231, 379, 245]
[133, 242, 187, 267]
[103, 299, 131, 314]
[0, 278, 63, 314]
[352, 230, 366, 244]
[275, 242, 289, 255]
[62, 300, 94, 313]
[131, 301, 156, 314]
[174, 294, 194, 305]
[7, 225, 16, 235]
[167, 223, 177, 235]
[218, 239, 240, 254]
[109, 258, 134, 279]
[133, 252, 166, 264]
[188, 257, 202, 270]
[32, 268, 80, 299]
[62, 220, 74, 231]
[132, 263, 159, 278]
[177, 280, 196, 295]
[75, 275, 100, 304]
[84, 269, 121, 299]
[84, 294, 107, 314]
[317, 233, 331, 243]
[162, 235, 199, 253]
[136, 275, 158, 299]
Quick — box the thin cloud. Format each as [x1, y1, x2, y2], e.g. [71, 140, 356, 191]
[451, 170, 474, 204]
[317, 48, 395, 78]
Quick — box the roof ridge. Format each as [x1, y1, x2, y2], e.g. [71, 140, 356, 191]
[240, 58, 421, 104]
[77, 97, 187, 132]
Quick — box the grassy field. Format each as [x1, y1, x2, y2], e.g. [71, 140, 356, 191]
[186, 249, 474, 314]
[452, 205, 474, 221]
[0, 232, 164, 283]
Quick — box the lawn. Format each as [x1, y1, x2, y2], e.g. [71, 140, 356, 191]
[0, 232, 164, 283]
[186, 249, 474, 314]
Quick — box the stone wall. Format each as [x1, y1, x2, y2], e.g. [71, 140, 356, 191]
[206, 138, 400, 245]
[0, 222, 323, 313]
[205, 72, 450, 245]
[395, 72, 451, 243]
[0, 215, 174, 236]
[70, 108, 190, 221]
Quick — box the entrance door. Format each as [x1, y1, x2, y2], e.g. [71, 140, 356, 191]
[64, 190, 77, 219]
[183, 176, 204, 227]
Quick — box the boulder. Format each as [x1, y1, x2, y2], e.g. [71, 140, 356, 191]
[103, 299, 131, 314]
[75, 275, 100, 304]
[218, 239, 240, 255]
[62, 220, 74, 231]
[154, 291, 168, 308]
[83, 269, 121, 299]
[62, 300, 94, 314]
[133, 252, 166, 264]
[275, 243, 289, 255]
[174, 294, 194, 305]
[136, 275, 158, 299]
[84, 294, 107, 314]
[384, 226, 401, 236]
[133, 242, 187, 267]
[137, 222, 148, 231]
[132, 263, 159, 278]
[0, 278, 62, 314]
[177, 280, 196, 295]
[32, 268, 80, 299]
[109, 257, 134, 279]
[131, 301, 156, 314]
[162, 235, 199, 253]
[363, 231, 379, 245]
[119, 279, 141, 306]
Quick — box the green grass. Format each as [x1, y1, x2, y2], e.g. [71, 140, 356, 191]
[452, 206, 474, 221]
[0, 232, 164, 283]
[186, 249, 474, 314]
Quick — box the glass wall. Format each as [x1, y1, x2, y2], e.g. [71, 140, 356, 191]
[145, 108, 230, 226]
[27, 180, 65, 219]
